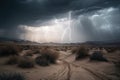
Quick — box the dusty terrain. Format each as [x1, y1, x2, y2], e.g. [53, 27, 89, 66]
[0, 45, 120, 80]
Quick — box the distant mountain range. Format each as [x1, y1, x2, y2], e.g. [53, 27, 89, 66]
[85, 40, 120, 45]
[0, 37, 39, 44]
[0, 37, 21, 42]
[0, 37, 27, 42]
[0, 37, 120, 45]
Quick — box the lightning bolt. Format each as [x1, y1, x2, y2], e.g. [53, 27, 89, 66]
[61, 11, 72, 43]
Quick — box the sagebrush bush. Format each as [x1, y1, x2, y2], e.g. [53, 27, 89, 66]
[17, 57, 34, 68]
[0, 43, 21, 57]
[33, 49, 40, 54]
[5, 56, 18, 65]
[75, 46, 89, 60]
[22, 45, 30, 50]
[35, 56, 49, 66]
[115, 61, 120, 69]
[24, 53, 33, 56]
[0, 72, 25, 80]
[90, 51, 108, 62]
[23, 49, 41, 57]
[35, 49, 59, 66]
[23, 50, 33, 56]
[42, 49, 59, 64]
[106, 47, 117, 53]
[54, 48, 60, 51]
[71, 47, 78, 54]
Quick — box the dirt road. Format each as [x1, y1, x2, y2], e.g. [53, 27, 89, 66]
[46, 51, 120, 80]
[0, 50, 120, 80]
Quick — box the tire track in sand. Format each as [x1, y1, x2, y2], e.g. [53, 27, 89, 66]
[47, 53, 112, 80]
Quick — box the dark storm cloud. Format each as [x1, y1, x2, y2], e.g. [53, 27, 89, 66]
[0, 0, 120, 42]
[73, 7, 120, 41]
[0, 0, 120, 29]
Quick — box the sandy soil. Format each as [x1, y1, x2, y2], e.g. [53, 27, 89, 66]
[0, 50, 120, 80]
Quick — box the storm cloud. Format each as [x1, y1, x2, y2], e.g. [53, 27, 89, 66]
[0, 0, 120, 42]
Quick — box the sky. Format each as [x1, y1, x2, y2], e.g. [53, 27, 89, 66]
[0, 0, 120, 43]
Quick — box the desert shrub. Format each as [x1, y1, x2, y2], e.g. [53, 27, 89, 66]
[5, 56, 18, 65]
[90, 51, 108, 62]
[115, 61, 120, 72]
[54, 48, 60, 51]
[23, 50, 33, 56]
[115, 61, 120, 67]
[61, 47, 67, 51]
[24, 53, 33, 56]
[0, 72, 25, 80]
[42, 49, 59, 64]
[75, 46, 89, 60]
[0, 43, 21, 57]
[33, 49, 40, 54]
[17, 57, 34, 68]
[43, 46, 50, 50]
[22, 45, 30, 50]
[35, 56, 49, 66]
[23, 49, 41, 57]
[106, 47, 117, 53]
[71, 47, 78, 54]
[35, 49, 59, 66]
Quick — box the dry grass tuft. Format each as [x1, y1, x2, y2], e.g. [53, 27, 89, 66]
[106, 47, 117, 53]
[5, 55, 18, 65]
[35, 49, 59, 66]
[35, 56, 49, 66]
[71, 47, 78, 54]
[0, 43, 21, 57]
[0, 72, 25, 80]
[17, 57, 34, 68]
[90, 51, 108, 62]
[74, 46, 89, 60]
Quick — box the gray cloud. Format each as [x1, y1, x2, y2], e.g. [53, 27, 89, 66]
[1, 0, 120, 28]
[73, 7, 120, 41]
[0, 0, 120, 42]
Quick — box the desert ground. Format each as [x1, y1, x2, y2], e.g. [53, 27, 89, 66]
[0, 43, 120, 80]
